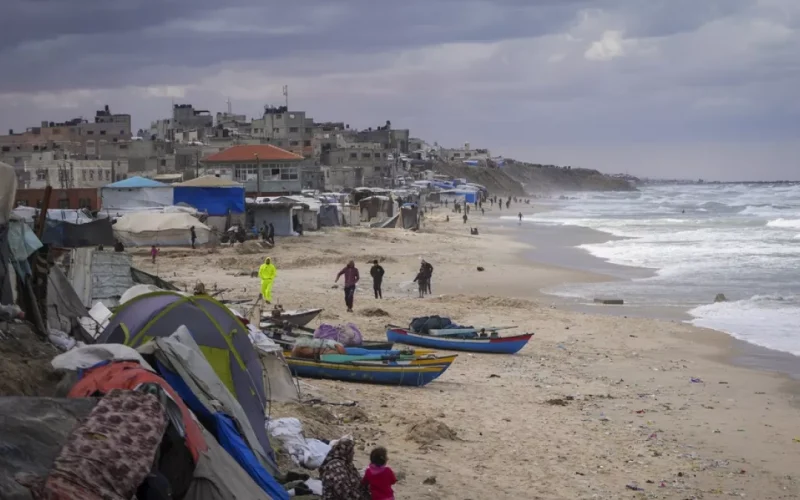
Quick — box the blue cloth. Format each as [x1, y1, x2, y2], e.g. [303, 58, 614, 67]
[173, 187, 245, 216]
[156, 362, 288, 500]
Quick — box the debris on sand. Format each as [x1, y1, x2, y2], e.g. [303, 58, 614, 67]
[341, 406, 370, 423]
[360, 307, 390, 318]
[406, 418, 458, 444]
[236, 240, 271, 254]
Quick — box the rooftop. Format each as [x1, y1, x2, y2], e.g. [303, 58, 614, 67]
[203, 144, 303, 163]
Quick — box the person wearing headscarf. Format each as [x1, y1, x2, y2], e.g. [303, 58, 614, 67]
[258, 257, 277, 304]
[320, 438, 369, 500]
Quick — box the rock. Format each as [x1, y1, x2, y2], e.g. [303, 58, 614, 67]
[476, 266, 485, 272]
[714, 293, 727, 302]
[423, 476, 437, 485]
[594, 298, 624, 305]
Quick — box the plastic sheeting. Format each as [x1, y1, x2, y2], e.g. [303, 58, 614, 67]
[113, 212, 211, 247]
[12, 207, 94, 225]
[101, 186, 174, 211]
[41, 218, 115, 248]
[52, 344, 154, 372]
[313, 323, 363, 346]
[267, 418, 331, 469]
[173, 186, 245, 216]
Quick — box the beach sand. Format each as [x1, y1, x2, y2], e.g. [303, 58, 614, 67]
[134, 211, 800, 499]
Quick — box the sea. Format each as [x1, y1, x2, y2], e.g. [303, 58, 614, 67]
[506, 183, 800, 357]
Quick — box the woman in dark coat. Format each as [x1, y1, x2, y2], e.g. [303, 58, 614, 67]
[319, 438, 370, 500]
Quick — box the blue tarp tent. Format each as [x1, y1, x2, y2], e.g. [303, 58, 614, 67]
[106, 176, 167, 188]
[174, 176, 245, 216]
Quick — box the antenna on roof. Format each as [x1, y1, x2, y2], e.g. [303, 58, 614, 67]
[282, 85, 289, 109]
[227, 97, 232, 115]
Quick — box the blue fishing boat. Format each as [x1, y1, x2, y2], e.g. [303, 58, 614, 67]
[285, 357, 451, 387]
[386, 328, 533, 354]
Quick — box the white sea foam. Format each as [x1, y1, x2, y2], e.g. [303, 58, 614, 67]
[689, 295, 800, 355]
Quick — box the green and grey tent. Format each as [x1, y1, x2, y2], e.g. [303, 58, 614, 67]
[96, 291, 278, 473]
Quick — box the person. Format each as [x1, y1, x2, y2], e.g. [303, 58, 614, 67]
[370, 260, 385, 299]
[150, 245, 158, 264]
[320, 438, 370, 500]
[462, 213, 468, 224]
[481, 207, 485, 215]
[518, 212, 523, 223]
[421, 260, 433, 294]
[267, 223, 275, 245]
[445, 215, 450, 222]
[335, 260, 360, 312]
[114, 239, 125, 252]
[259, 257, 277, 304]
[362, 446, 397, 500]
[413, 268, 427, 298]
[190, 226, 197, 249]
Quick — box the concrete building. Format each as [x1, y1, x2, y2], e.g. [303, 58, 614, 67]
[148, 104, 213, 141]
[354, 123, 410, 153]
[14, 188, 100, 210]
[201, 144, 311, 195]
[251, 106, 314, 158]
[436, 143, 492, 162]
[13, 153, 128, 189]
[320, 166, 363, 191]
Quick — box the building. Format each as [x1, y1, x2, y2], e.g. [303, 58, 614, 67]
[251, 106, 314, 158]
[201, 144, 310, 195]
[14, 188, 99, 210]
[320, 166, 363, 191]
[11, 151, 128, 189]
[354, 122, 410, 153]
[148, 104, 214, 141]
[0, 105, 131, 160]
[436, 143, 492, 162]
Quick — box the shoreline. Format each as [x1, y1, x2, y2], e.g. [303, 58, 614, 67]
[497, 205, 800, 380]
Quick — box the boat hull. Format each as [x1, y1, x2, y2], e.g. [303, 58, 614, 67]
[285, 358, 450, 386]
[261, 308, 323, 327]
[386, 328, 532, 354]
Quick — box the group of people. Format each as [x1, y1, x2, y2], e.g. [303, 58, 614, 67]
[320, 440, 397, 500]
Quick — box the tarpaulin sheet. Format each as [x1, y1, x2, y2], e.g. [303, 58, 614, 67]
[173, 187, 245, 216]
[101, 186, 174, 211]
[41, 219, 115, 248]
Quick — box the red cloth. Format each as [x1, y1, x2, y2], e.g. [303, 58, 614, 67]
[361, 464, 396, 500]
[337, 266, 360, 287]
[68, 361, 207, 462]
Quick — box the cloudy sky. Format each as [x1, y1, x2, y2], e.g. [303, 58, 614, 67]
[2, 0, 798, 180]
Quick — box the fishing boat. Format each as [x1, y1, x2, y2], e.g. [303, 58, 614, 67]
[316, 353, 457, 367]
[285, 358, 452, 387]
[259, 308, 323, 327]
[273, 336, 395, 352]
[386, 327, 533, 354]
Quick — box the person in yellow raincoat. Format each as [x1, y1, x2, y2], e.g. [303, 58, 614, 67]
[259, 257, 277, 303]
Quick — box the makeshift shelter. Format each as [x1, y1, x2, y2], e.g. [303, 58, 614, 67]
[47, 264, 91, 340]
[1, 161, 16, 304]
[113, 212, 211, 247]
[67, 248, 134, 307]
[174, 176, 246, 232]
[400, 203, 420, 229]
[248, 200, 299, 237]
[141, 328, 288, 499]
[95, 292, 277, 473]
[318, 204, 340, 227]
[100, 176, 174, 213]
[359, 195, 393, 222]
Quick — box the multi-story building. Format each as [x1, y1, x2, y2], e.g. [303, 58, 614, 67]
[149, 104, 214, 141]
[201, 144, 314, 195]
[251, 106, 314, 158]
[436, 143, 492, 162]
[12, 151, 128, 189]
[354, 122, 410, 153]
[14, 188, 100, 210]
[0, 106, 131, 160]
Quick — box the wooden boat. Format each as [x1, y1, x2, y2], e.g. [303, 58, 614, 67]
[259, 308, 323, 327]
[273, 336, 395, 352]
[317, 353, 458, 366]
[386, 327, 533, 354]
[285, 357, 451, 387]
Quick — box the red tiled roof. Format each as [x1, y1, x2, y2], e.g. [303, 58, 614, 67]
[203, 144, 303, 162]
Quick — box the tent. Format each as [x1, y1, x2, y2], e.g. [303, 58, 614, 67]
[113, 212, 211, 247]
[318, 204, 340, 227]
[95, 292, 276, 473]
[101, 176, 174, 212]
[174, 176, 246, 217]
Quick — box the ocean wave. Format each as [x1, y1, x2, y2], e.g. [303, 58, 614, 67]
[766, 218, 800, 229]
[688, 295, 800, 355]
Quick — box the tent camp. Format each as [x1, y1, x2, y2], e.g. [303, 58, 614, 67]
[113, 212, 211, 247]
[101, 176, 174, 213]
[1, 161, 16, 304]
[95, 292, 277, 473]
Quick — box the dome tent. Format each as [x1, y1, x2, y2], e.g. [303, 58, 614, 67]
[95, 291, 278, 476]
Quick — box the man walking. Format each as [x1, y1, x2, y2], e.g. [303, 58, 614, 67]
[370, 260, 385, 299]
[335, 260, 360, 312]
[421, 260, 434, 295]
[190, 226, 197, 249]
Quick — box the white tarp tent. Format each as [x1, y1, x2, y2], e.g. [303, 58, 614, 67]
[12, 207, 94, 225]
[113, 212, 211, 247]
[101, 176, 174, 213]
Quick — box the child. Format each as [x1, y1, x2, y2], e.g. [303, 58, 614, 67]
[413, 270, 427, 298]
[150, 245, 159, 264]
[362, 447, 397, 500]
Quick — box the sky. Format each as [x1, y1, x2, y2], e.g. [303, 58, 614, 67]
[1, 0, 799, 181]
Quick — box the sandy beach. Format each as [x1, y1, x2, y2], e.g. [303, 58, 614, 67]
[133, 210, 800, 499]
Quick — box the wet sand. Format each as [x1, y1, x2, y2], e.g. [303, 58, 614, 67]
[132, 208, 800, 499]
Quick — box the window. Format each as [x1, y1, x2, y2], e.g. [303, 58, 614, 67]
[58, 199, 69, 209]
[82, 170, 87, 181]
[234, 165, 257, 181]
[120, 130, 125, 135]
[112, 138, 118, 143]
[52, 128, 60, 134]
[100, 130, 107, 135]
[105, 170, 111, 180]
[36, 170, 47, 181]
[453, 153, 461, 157]
[289, 127, 299, 133]
[275, 114, 282, 119]
[1, 146, 9, 152]
[281, 167, 298, 180]
[290, 140, 299, 146]
[160, 159, 166, 167]
[304, 140, 311, 147]
[89, 169, 95, 180]
[16, 200, 28, 207]
[276, 141, 283, 147]
[362, 153, 371, 159]
[271, 168, 280, 176]
[349, 152, 357, 159]
[87, 130, 94, 135]
[119, 144, 128, 150]
[78, 198, 92, 208]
